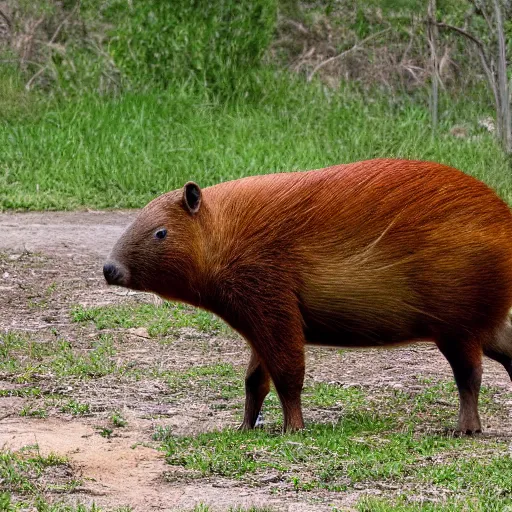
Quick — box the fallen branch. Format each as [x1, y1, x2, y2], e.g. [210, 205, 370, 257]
[307, 28, 391, 82]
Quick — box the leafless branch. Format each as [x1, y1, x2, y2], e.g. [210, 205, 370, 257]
[435, 22, 485, 51]
[279, 18, 309, 35]
[25, 65, 47, 90]
[436, 21, 498, 118]
[48, 2, 80, 46]
[24, 2, 80, 90]
[307, 28, 391, 82]
[0, 7, 11, 30]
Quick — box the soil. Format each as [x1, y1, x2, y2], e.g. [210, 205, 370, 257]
[1, 211, 511, 511]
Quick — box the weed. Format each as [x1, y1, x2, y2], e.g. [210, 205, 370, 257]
[19, 405, 48, 418]
[111, 411, 127, 428]
[152, 425, 174, 443]
[60, 400, 91, 416]
[98, 427, 113, 439]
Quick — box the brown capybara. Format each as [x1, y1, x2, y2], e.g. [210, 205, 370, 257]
[104, 158, 512, 434]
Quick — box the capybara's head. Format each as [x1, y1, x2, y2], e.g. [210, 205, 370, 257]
[103, 182, 203, 301]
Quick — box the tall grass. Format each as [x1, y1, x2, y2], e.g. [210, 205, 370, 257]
[0, 75, 509, 211]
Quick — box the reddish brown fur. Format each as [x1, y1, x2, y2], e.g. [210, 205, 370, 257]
[105, 159, 512, 433]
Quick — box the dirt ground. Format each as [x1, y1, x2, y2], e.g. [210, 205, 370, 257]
[1, 211, 512, 511]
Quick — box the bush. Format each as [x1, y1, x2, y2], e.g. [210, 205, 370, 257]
[105, 0, 278, 98]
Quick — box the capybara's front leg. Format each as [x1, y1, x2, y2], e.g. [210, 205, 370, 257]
[252, 333, 306, 431]
[242, 300, 307, 432]
[239, 349, 270, 430]
[271, 352, 305, 432]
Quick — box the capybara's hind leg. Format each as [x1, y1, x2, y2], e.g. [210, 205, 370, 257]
[484, 319, 512, 380]
[239, 350, 270, 430]
[435, 339, 483, 434]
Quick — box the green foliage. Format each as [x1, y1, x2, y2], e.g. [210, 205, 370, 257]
[160, 413, 456, 481]
[358, 494, 512, 511]
[100, 0, 277, 98]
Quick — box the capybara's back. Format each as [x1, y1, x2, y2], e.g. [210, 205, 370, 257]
[104, 159, 512, 434]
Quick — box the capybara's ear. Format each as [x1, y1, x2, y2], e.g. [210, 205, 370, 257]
[183, 182, 202, 214]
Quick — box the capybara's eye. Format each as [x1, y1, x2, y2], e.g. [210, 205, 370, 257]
[155, 229, 167, 240]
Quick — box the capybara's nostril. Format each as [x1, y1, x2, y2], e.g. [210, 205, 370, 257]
[103, 262, 123, 285]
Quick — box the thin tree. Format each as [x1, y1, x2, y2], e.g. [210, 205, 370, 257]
[436, 0, 511, 153]
[427, 0, 440, 133]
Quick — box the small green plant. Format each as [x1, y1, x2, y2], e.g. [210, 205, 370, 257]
[98, 427, 113, 439]
[19, 405, 48, 418]
[111, 411, 127, 428]
[152, 425, 173, 442]
[60, 400, 91, 416]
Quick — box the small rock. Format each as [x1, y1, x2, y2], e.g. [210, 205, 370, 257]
[260, 473, 281, 484]
[2, 272, 9, 279]
[129, 327, 151, 339]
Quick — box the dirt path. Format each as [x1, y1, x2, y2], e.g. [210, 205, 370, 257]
[1, 211, 512, 511]
[0, 210, 137, 258]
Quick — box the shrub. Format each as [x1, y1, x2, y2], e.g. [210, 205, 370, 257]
[105, 0, 278, 97]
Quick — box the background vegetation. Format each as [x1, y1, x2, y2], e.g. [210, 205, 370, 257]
[0, 0, 511, 210]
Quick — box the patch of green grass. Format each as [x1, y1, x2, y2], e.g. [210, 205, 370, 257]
[39, 335, 118, 380]
[303, 382, 366, 409]
[110, 411, 127, 428]
[1, 84, 509, 211]
[0, 446, 70, 495]
[71, 301, 227, 337]
[60, 399, 91, 416]
[0, 387, 42, 398]
[358, 492, 512, 511]
[153, 425, 174, 443]
[0, 330, 119, 382]
[161, 412, 427, 481]
[158, 379, 511, 508]
[98, 427, 113, 439]
[155, 363, 245, 402]
[19, 405, 48, 418]
[0, 489, 104, 512]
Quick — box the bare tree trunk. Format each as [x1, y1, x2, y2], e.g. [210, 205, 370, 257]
[494, 0, 511, 153]
[427, 0, 439, 132]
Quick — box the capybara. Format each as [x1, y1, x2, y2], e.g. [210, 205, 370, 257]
[104, 159, 512, 434]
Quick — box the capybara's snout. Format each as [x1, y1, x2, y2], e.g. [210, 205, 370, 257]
[103, 261, 127, 286]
